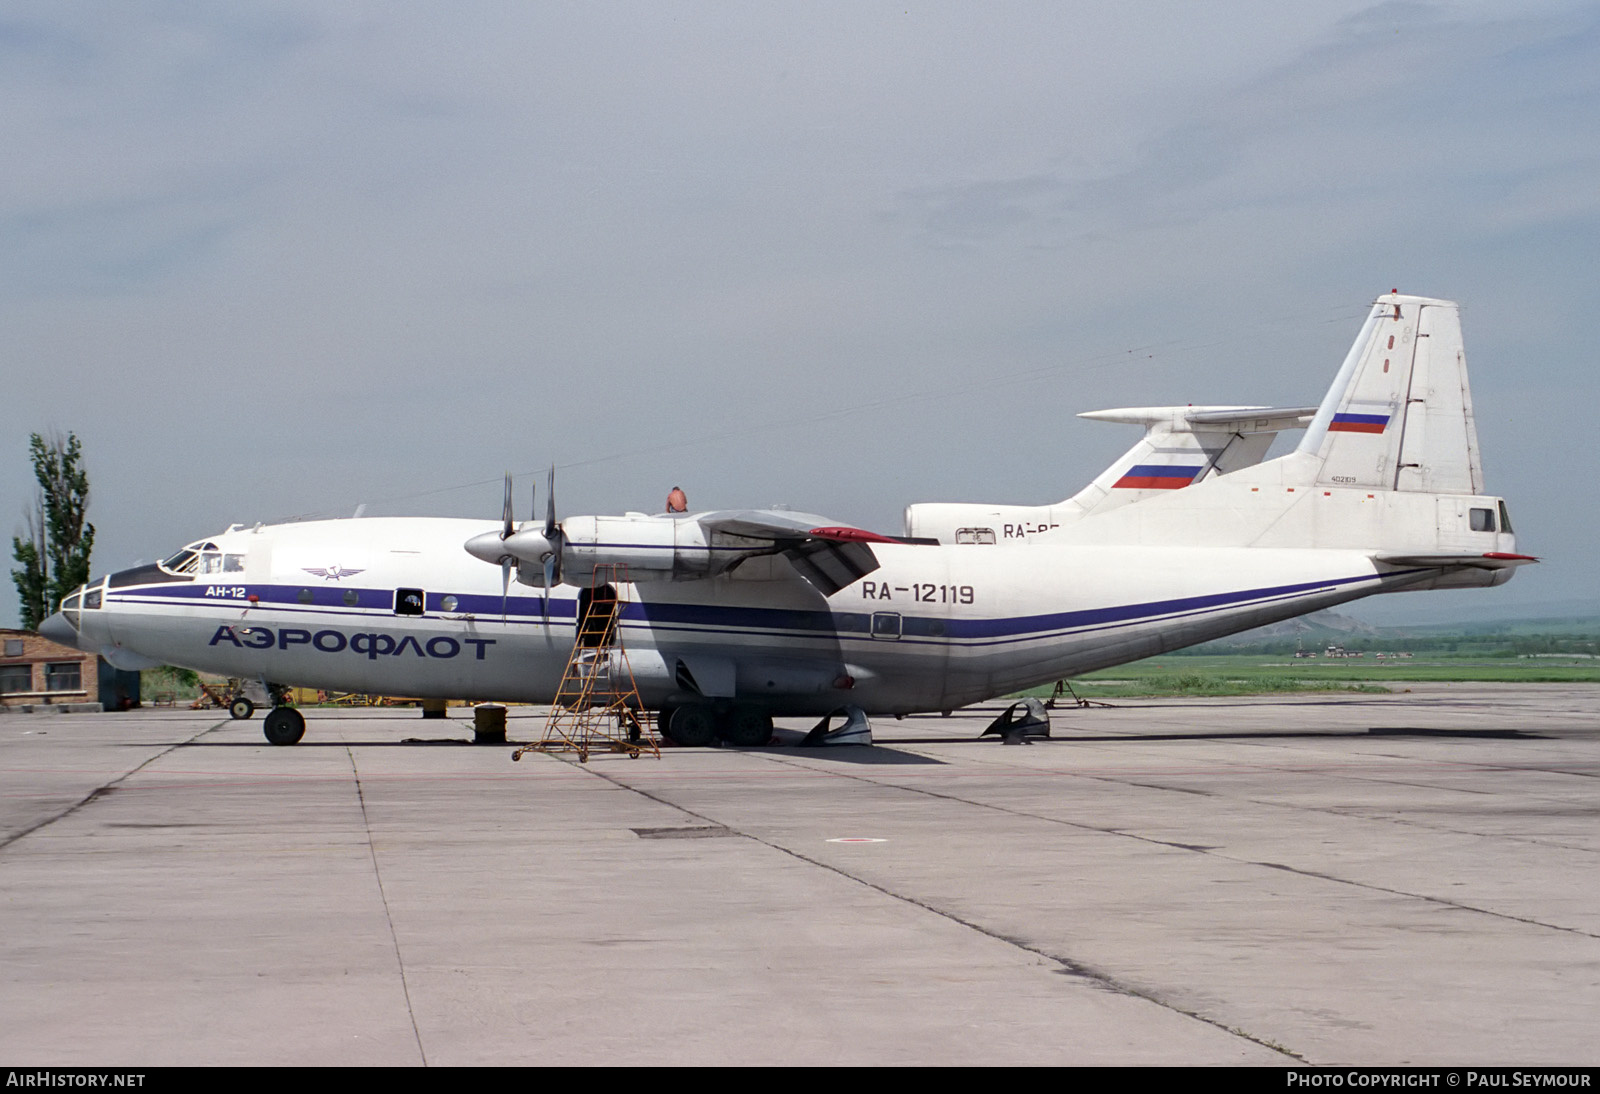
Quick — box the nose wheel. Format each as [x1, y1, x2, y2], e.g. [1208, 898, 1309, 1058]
[263, 706, 306, 746]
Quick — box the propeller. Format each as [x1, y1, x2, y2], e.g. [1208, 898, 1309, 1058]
[499, 473, 514, 616]
[509, 465, 564, 618]
[462, 472, 521, 620]
[542, 465, 562, 599]
[463, 466, 564, 621]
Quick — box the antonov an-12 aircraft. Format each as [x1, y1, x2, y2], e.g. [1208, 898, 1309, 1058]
[40, 293, 1532, 746]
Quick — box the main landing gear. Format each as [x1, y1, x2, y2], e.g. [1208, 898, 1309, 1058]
[657, 703, 774, 748]
[263, 706, 306, 746]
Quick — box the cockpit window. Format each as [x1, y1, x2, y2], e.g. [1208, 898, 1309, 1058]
[161, 550, 199, 575]
[159, 541, 221, 576]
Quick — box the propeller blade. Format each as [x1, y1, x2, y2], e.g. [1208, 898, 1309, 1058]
[543, 554, 556, 620]
[501, 472, 514, 541]
[500, 558, 512, 621]
[544, 465, 557, 537]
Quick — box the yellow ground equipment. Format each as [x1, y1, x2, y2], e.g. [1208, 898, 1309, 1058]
[513, 566, 658, 763]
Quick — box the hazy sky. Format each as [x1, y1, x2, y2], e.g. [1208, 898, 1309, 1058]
[4, 1, 1597, 627]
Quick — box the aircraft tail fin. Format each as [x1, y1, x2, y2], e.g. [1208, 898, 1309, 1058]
[1293, 293, 1483, 494]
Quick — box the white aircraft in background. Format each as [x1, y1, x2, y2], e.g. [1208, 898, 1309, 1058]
[41, 293, 1533, 746]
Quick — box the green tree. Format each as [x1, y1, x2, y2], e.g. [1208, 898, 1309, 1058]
[10, 432, 94, 631]
[11, 496, 47, 631]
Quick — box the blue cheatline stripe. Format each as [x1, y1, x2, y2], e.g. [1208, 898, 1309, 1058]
[623, 585, 1310, 650]
[104, 569, 1423, 646]
[624, 570, 1417, 649]
[107, 583, 577, 619]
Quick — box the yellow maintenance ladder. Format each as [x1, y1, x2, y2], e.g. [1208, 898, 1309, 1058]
[513, 565, 659, 763]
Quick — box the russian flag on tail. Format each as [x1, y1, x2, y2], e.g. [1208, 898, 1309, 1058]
[1113, 465, 1203, 490]
[1329, 412, 1390, 434]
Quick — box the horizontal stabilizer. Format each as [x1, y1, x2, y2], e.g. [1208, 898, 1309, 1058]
[1080, 405, 1316, 432]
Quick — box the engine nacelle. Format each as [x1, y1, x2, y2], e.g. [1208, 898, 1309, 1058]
[558, 514, 773, 584]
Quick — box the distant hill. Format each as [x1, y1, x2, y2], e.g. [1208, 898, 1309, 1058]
[1197, 602, 1600, 651]
[1201, 610, 1382, 647]
[1338, 593, 1600, 632]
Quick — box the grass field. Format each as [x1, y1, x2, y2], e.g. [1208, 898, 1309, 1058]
[1017, 653, 1600, 698]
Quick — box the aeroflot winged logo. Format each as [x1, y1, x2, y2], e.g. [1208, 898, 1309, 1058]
[303, 565, 366, 581]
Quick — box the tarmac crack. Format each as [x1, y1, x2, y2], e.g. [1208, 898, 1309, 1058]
[563, 753, 1304, 1063]
[767, 752, 1600, 941]
[0, 719, 230, 853]
[347, 745, 429, 1067]
[1104, 734, 1600, 856]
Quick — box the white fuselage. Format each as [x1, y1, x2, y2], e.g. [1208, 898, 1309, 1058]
[72, 515, 1445, 716]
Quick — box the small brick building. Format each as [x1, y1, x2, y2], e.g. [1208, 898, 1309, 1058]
[0, 628, 139, 711]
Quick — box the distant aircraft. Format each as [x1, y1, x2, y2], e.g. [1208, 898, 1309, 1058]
[41, 293, 1532, 746]
[905, 403, 1318, 543]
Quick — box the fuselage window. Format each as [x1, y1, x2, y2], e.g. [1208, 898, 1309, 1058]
[394, 588, 425, 616]
[1470, 507, 1496, 533]
[871, 612, 903, 640]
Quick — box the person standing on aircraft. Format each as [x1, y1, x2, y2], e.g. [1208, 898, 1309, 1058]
[666, 486, 687, 513]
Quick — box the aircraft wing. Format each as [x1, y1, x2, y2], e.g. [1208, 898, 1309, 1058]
[697, 510, 910, 544]
[697, 511, 920, 595]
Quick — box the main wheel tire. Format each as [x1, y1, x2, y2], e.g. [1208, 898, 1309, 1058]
[263, 707, 306, 746]
[667, 705, 717, 748]
[721, 706, 773, 748]
[229, 697, 255, 720]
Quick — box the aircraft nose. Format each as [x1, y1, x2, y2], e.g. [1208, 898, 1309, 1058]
[38, 611, 80, 647]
